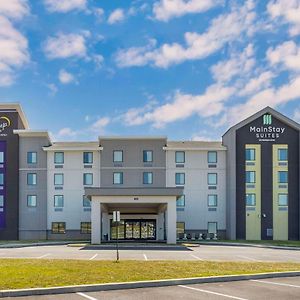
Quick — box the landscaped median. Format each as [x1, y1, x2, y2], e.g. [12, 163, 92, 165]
[0, 259, 300, 290]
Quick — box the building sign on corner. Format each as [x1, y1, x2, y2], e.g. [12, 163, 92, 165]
[0, 116, 11, 136]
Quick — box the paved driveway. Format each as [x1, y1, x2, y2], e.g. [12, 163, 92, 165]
[0, 244, 299, 262]
[5, 276, 300, 299]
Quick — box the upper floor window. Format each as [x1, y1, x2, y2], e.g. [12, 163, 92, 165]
[54, 195, 64, 207]
[83, 196, 91, 207]
[175, 151, 185, 163]
[0, 174, 4, 185]
[175, 173, 185, 185]
[113, 150, 123, 162]
[0, 195, 4, 209]
[278, 149, 288, 161]
[27, 195, 37, 207]
[27, 173, 37, 185]
[0, 152, 4, 164]
[278, 171, 288, 183]
[208, 173, 217, 185]
[113, 172, 123, 185]
[143, 172, 153, 184]
[27, 152, 37, 164]
[143, 150, 153, 162]
[245, 148, 256, 161]
[246, 171, 255, 183]
[83, 173, 93, 185]
[177, 195, 185, 207]
[208, 151, 217, 164]
[83, 152, 93, 164]
[246, 194, 256, 206]
[208, 194, 218, 207]
[54, 173, 64, 186]
[54, 152, 64, 164]
[278, 194, 288, 206]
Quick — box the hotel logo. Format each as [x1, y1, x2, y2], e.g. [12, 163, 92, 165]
[263, 114, 272, 125]
[0, 116, 11, 133]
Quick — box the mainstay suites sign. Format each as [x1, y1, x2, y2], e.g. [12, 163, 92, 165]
[249, 114, 286, 142]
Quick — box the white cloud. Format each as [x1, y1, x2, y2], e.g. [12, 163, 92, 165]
[153, 0, 222, 22]
[108, 8, 125, 24]
[58, 69, 76, 84]
[44, 0, 87, 13]
[94, 7, 104, 22]
[46, 83, 58, 95]
[0, 0, 29, 20]
[115, 1, 256, 68]
[211, 44, 255, 83]
[93, 54, 104, 69]
[56, 127, 78, 138]
[267, 0, 300, 36]
[91, 117, 110, 132]
[43, 32, 88, 60]
[267, 41, 300, 71]
[121, 84, 235, 128]
[0, 16, 29, 86]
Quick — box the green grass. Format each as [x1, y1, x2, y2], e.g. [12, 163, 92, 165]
[0, 259, 299, 290]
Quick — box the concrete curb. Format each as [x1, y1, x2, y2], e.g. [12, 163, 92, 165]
[0, 241, 88, 249]
[1, 271, 300, 298]
[187, 242, 300, 251]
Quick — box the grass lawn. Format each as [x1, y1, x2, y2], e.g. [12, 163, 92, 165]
[0, 259, 299, 290]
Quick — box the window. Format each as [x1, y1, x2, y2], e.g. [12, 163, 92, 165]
[54, 152, 64, 164]
[83, 196, 91, 207]
[143, 150, 153, 162]
[113, 172, 123, 184]
[0, 152, 4, 163]
[27, 152, 37, 164]
[176, 195, 185, 207]
[83, 173, 93, 185]
[27, 195, 37, 207]
[208, 173, 217, 185]
[0, 195, 4, 207]
[278, 149, 288, 161]
[54, 195, 64, 207]
[81, 222, 91, 234]
[175, 173, 185, 185]
[208, 151, 217, 163]
[175, 151, 185, 163]
[278, 194, 288, 206]
[143, 172, 153, 184]
[54, 173, 63, 186]
[246, 194, 256, 206]
[176, 222, 185, 238]
[278, 171, 288, 183]
[245, 148, 256, 161]
[52, 222, 65, 234]
[0, 174, 4, 185]
[208, 222, 217, 234]
[27, 173, 37, 185]
[113, 150, 123, 162]
[83, 152, 93, 164]
[246, 171, 255, 183]
[208, 195, 217, 207]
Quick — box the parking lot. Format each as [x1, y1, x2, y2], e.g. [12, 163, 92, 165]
[0, 244, 299, 262]
[5, 276, 300, 300]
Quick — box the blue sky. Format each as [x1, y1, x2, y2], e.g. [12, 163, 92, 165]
[0, 0, 300, 141]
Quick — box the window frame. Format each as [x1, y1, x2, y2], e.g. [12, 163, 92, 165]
[245, 148, 256, 161]
[83, 195, 91, 207]
[51, 222, 66, 234]
[27, 173, 37, 185]
[278, 193, 288, 206]
[54, 195, 64, 208]
[80, 222, 91, 234]
[246, 193, 256, 206]
[83, 152, 93, 164]
[54, 173, 64, 186]
[54, 152, 64, 164]
[113, 172, 123, 185]
[113, 150, 123, 163]
[143, 150, 153, 163]
[175, 151, 185, 164]
[208, 173, 217, 185]
[176, 195, 185, 207]
[83, 173, 93, 186]
[278, 148, 288, 161]
[27, 152, 37, 164]
[143, 172, 153, 184]
[246, 171, 256, 184]
[278, 171, 288, 184]
[208, 194, 218, 207]
[208, 151, 217, 164]
[175, 172, 185, 185]
[207, 222, 217, 234]
[27, 195, 37, 207]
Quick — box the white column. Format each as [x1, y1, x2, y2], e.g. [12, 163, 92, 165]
[102, 212, 109, 241]
[157, 212, 165, 241]
[91, 199, 101, 244]
[166, 199, 177, 244]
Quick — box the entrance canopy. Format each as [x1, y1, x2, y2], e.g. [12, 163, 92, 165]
[85, 187, 183, 244]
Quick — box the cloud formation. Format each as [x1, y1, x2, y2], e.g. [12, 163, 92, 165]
[58, 69, 76, 84]
[44, 0, 87, 13]
[108, 8, 125, 24]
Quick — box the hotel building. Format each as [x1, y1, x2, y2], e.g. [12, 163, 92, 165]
[0, 104, 299, 243]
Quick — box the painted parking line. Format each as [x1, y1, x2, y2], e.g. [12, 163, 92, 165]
[143, 254, 148, 261]
[179, 285, 248, 300]
[76, 292, 99, 300]
[89, 254, 98, 260]
[36, 253, 51, 259]
[251, 279, 300, 288]
[190, 254, 203, 260]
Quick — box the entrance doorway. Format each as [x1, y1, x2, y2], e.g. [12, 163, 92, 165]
[110, 219, 156, 240]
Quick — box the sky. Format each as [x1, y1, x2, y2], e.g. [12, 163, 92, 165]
[0, 0, 300, 142]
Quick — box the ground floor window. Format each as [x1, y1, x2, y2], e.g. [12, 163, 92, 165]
[52, 222, 66, 234]
[207, 222, 217, 234]
[176, 222, 185, 239]
[81, 222, 91, 234]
